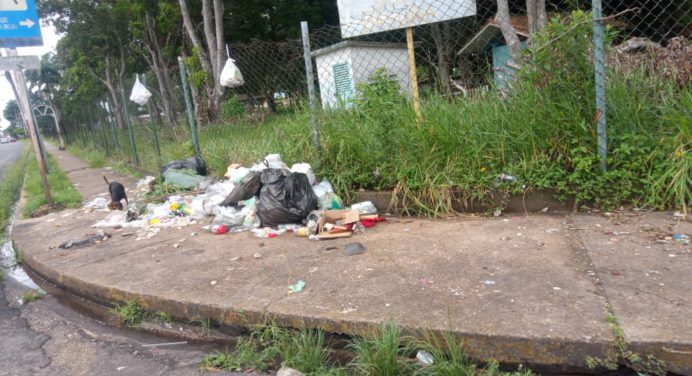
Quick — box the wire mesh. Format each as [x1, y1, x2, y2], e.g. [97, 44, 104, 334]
[57, 0, 689, 176]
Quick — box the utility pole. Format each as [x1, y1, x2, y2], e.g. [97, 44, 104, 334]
[6, 48, 53, 206]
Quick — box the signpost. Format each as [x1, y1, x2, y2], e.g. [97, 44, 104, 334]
[1, 0, 51, 205]
[0, 0, 44, 48]
[0, 54, 38, 69]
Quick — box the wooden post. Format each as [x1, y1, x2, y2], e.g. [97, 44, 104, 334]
[406, 27, 422, 121]
[6, 48, 53, 206]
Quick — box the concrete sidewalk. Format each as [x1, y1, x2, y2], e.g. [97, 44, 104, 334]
[13, 144, 692, 374]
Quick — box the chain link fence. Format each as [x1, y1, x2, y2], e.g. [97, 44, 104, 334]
[57, 0, 689, 212]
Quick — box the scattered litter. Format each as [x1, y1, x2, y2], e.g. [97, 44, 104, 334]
[540, 207, 549, 213]
[545, 228, 560, 234]
[84, 197, 109, 210]
[161, 155, 207, 177]
[290, 163, 317, 186]
[416, 350, 434, 366]
[313, 180, 343, 210]
[673, 211, 687, 220]
[136, 176, 157, 193]
[480, 280, 496, 286]
[419, 278, 434, 286]
[351, 201, 377, 215]
[553, 287, 562, 291]
[493, 209, 502, 217]
[141, 341, 188, 348]
[668, 254, 676, 258]
[59, 231, 111, 249]
[230, 256, 241, 261]
[116, 366, 126, 371]
[673, 234, 689, 245]
[162, 168, 206, 189]
[210, 280, 217, 285]
[344, 242, 366, 256]
[172, 243, 180, 249]
[497, 173, 518, 183]
[277, 366, 306, 376]
[252, 227, 285, 238]
[288, 280, 306, 293]
[254, 253, 262, 259]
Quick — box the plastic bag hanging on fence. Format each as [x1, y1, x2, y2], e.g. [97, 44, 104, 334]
[220, 58, 244, 87]
[129, 76, 152, 106]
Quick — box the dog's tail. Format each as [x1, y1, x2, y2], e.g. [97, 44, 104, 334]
[103, 176, 110, 185]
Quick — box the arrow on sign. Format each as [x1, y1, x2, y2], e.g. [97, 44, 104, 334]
[19, 19, 36, 28]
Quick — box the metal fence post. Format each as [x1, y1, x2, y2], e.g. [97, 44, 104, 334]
[592, 0, 607, 171]
[301, 21, 320, 152]
[97, 109, 110, 156]
[105, 104, 120, 155]
[120, 84, 140, 165]
[178, 57, 201, 158]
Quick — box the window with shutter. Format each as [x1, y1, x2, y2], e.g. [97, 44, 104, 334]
[332, 62, 354, 103]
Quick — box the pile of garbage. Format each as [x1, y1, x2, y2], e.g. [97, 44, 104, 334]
[90, 154, 384, 240]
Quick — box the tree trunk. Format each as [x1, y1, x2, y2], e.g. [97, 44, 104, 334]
[527, 0, 547, 41]
[178, 0, 223, 124]
[47, 85, 66, 150]
[431, 23, 452, 96]
[495, 0, 523, 63]
[144, 13, 179, 129]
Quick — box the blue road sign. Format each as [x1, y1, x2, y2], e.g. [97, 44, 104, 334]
[0, 0, 43, 48]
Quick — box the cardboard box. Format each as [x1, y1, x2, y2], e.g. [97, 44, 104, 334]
[317, 209, 360, 239]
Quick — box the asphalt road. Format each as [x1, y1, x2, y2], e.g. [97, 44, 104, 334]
[0, 142, 246, 376]
[0, 142, 25, 178]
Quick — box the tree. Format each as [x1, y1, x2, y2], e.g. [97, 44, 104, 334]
[526, 0, 547, 40]
[129, 0, 183, 131]
[178, 0, 225, 124]
[43, 0, 141, 131]
[25, 53, 67, 149]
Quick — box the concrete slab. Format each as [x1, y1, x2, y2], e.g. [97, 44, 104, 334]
[12, 144, 691, 373]
[574, 213, 692, 374]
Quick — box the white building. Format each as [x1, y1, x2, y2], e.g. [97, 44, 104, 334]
[312, 41, 411, 109]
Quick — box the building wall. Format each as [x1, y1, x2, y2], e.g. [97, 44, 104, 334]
[315, 45, 411, 109]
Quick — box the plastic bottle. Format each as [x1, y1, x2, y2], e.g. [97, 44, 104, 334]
[211, 224, 228, 234]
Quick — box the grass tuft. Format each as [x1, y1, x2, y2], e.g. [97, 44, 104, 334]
[111, 300, 146, 327]
[22, 291, 44, 304]
[22, 152, 81, 218]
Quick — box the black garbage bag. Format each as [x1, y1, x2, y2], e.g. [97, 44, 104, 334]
[220, 171, 262, 206]
[160, 155, 207, 178]
[257, 169, 318, 226]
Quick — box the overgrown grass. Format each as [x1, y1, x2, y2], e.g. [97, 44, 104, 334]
[0, 146, 29, 231]
[22, 152, 82, 218]
[200, 320, 532, 375]
[66, 144, 106, 168]
[63, 12, 690, 216]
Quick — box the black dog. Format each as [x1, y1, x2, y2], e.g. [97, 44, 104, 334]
[103, 176, 128, 211]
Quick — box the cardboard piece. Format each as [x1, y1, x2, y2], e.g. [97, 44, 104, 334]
[317, 209, 360, 240]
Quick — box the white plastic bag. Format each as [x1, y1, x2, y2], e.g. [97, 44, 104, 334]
[129, 76, 152, 106]
[220, 58, 244, 87]
[290, 163, 316, 186]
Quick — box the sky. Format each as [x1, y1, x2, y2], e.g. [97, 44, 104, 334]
[0, 21, 61, 129]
